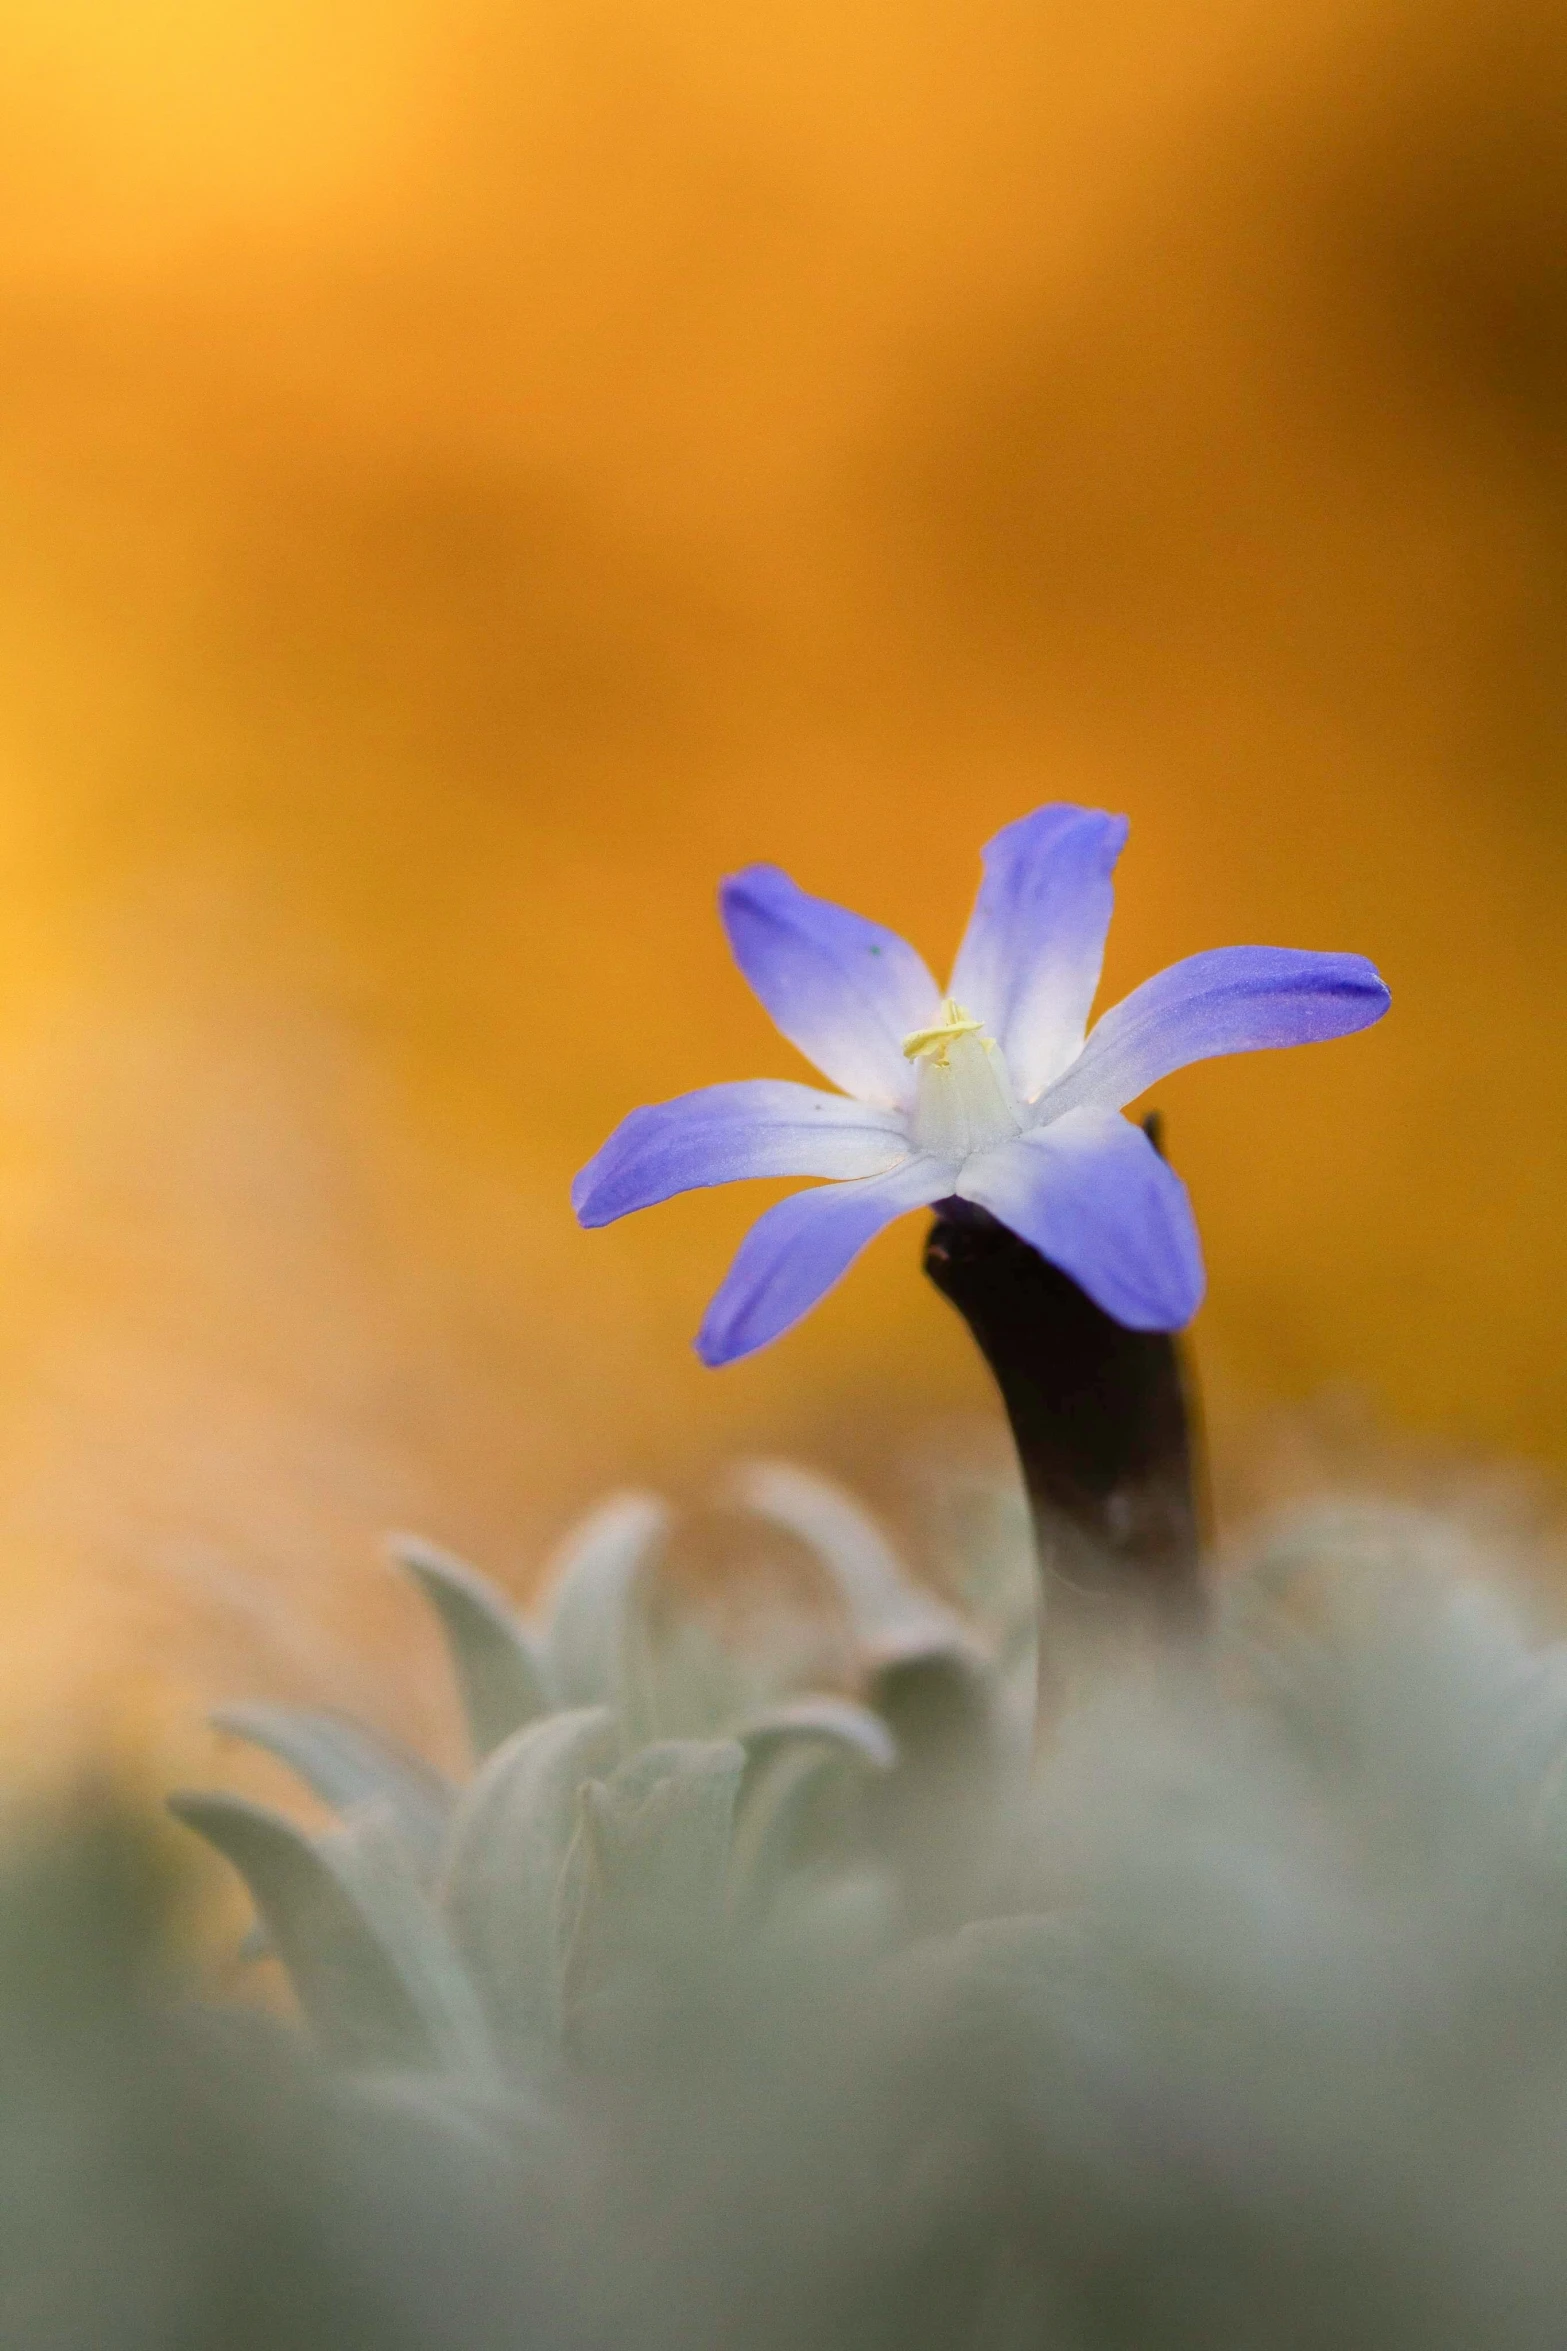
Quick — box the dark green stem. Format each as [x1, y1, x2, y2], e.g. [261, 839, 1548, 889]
[922, 1121, 1206, 1649]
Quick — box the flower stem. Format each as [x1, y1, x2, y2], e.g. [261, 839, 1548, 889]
[923, 1123, 1207, 1671]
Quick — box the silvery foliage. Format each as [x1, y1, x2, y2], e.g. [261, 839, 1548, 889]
[153, 1483, 1567, 2351]
[175, 1464, 1015, 2095]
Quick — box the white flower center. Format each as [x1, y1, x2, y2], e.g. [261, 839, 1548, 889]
[901, 999, 1023, 1167]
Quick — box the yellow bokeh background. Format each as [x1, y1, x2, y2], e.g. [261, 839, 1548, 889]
[1, 0, 1565, 1763]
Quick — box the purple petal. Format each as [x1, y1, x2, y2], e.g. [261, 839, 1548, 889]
[948, 805, 1129, 1103]
[1041, 946, 1391, 1119]
[720, 865, 940, 1108]
[957, 1109, 1205, 1330]
[696, 1157, 949, 1366]
[573, 1081, 910, 1228]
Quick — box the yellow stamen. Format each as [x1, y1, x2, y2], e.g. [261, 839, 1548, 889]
[902, 999, 985, 1066]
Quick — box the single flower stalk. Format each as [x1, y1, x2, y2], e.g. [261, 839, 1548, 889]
[573, 804, 1390, 1367]
[924, 1153, 1207, 1653]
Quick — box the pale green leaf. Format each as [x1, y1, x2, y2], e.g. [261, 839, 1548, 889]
[558, 1739, 743, 2058]
[390, 1533, 553, 1762]
[168, 1792, 436, 2070]
[442, 1705, 620, 2056]
[211, 1703, 452, 1880]
[535, 1493, 668, 1741]
[723, 1460, 977, 1669]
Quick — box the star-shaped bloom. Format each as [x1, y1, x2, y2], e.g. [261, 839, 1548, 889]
[573, 806, 1390, 1366]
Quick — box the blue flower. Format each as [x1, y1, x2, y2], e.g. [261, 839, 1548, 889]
[573, 806, 1390, 1366]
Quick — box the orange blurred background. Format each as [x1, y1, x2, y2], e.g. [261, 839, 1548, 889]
[1, 0, 1565, 1766]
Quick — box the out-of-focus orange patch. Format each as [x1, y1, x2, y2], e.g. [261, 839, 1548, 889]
[0, 0, 1563, 1767]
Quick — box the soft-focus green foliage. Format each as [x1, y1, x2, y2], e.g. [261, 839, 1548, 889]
[12, 1481, 1567, 2347]
[180, 1467, 1012, 2084]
